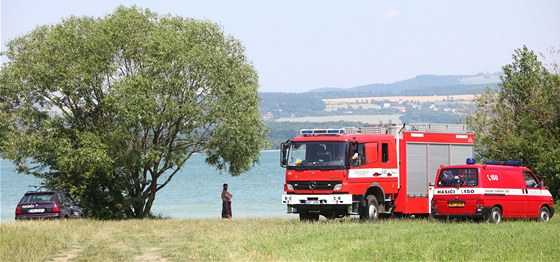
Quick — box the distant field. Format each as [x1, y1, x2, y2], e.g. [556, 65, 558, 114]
[1, 217, 558, 261]
[275, 114, 402, 124]
[323, 94, 476, 105]
[324, 103, 382, 112]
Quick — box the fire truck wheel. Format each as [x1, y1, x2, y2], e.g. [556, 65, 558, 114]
[365, 195, 379, 221]
[309, 213, 319, 221]
[299, 213, 319, 222]
[537, 207, 551, 222]
[486, 206, 502, 224]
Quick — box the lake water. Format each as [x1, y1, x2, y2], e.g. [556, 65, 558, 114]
[0, 151, 291, 221]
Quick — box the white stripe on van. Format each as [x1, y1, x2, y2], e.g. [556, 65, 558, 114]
[433, 187, 552, 197]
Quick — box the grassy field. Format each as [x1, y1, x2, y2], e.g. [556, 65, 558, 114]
[1, 216, 559, 261]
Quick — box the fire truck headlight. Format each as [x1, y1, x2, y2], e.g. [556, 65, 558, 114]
[287, 184, 294, 191]
[333, 184, 342, 191]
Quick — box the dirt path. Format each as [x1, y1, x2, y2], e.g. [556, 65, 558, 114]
[51, 246, 166, 262]
[133, 247, 167, 262]
[51, 245, 82, 262]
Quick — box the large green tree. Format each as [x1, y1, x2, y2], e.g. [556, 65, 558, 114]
[468, 46, 560, 200]
[0, 6, 267, 219]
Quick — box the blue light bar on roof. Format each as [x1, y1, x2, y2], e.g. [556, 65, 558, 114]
[484, 161, 523, 166]
[327, 129, 344, 134]
[300, 128, 345, 136]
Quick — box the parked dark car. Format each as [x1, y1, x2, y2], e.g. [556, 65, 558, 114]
[15, 191, 83, 220]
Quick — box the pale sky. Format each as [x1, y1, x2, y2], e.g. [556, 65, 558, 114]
[1, 0, 559, 92]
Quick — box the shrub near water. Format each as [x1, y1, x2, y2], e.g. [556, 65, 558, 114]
[1, 217, 559, 261]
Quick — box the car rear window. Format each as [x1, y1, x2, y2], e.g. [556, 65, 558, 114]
[20, 193, 55, 203]
[437, 168, 478, 187]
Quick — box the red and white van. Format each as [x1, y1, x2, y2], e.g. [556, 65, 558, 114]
[431, 159, 554, 223]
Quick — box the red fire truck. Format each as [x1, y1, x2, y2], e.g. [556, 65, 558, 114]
[280, 124, 475, 221]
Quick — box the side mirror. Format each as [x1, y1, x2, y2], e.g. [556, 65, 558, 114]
[280, 141, 290, 167]
[536, 179, 545, 188]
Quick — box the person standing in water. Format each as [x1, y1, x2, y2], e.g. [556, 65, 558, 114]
[221, 183, 232, 218]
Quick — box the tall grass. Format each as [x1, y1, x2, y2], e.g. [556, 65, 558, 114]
[1, 216, 559, 261]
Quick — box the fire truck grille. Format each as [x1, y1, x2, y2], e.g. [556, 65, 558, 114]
[291, 181, 342, 190]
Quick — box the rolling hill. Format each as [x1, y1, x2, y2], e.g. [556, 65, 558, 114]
[307, 73, 500, 97]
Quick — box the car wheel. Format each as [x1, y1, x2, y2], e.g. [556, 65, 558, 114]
[486, 206, 502, 224]
[537, 207, 551, 222]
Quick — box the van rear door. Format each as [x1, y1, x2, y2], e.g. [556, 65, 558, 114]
[433, 167, 479, 215]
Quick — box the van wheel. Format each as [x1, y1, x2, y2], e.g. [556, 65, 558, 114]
[361, 195, 379, 222]
[537, 207, 551, 222]
[486, 206, 502, 224]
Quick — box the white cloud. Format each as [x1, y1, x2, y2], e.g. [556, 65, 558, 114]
[380, 8, 402, 20]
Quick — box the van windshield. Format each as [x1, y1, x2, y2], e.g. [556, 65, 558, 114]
[437, 168, 478, 187]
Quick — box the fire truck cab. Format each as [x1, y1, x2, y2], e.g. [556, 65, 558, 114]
[280, 124, 474, 221]
[431, 159, 554, 223]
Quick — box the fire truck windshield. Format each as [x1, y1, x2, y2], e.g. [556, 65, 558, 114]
[287, 142, 347, 169]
